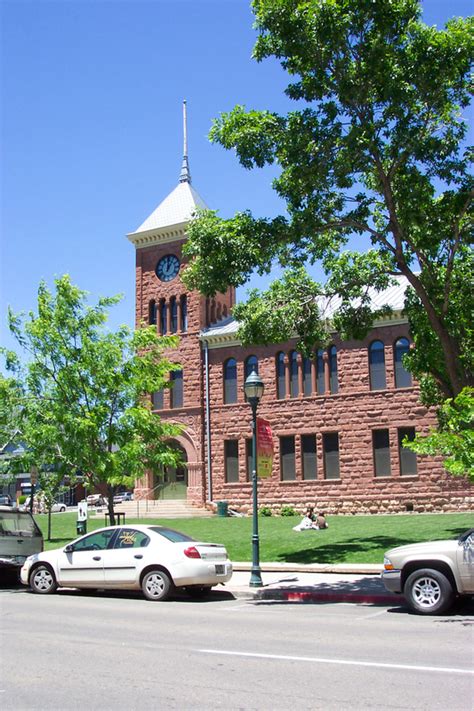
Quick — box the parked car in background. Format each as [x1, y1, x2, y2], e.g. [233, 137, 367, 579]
[113, 492, 133, 504]
[0, 495, 13, 506]
[21, 524, 233, 601]
[0, 506, 43, 570]
[382, 528, 474, 615]
[86, 494, 108, 507]
[20, 498, 67, 513]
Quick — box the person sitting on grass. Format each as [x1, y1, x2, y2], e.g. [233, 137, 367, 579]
[316, 512, 328, 529]
[293, 507, 318, 531]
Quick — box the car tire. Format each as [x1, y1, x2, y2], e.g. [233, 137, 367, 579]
[59, 506, 66, 513]
[141, 570, 173, 601]
[404, 568, 455, 615]
[30, 564, 58, 595]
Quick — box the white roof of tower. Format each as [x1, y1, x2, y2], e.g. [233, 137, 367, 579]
[132, 181, 208, 234]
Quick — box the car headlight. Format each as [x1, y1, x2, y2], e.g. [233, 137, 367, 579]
[383, 556, 394, 571]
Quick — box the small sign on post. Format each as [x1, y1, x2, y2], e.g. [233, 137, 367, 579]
[76, 500, 88, 536]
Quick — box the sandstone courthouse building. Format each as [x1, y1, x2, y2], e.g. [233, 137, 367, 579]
[127, 137, 472, 516]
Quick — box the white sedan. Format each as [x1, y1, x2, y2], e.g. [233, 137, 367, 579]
[20, 524, 233, 601]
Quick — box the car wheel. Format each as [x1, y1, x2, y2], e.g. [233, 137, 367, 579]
[30, 565, 58, 595]
[404, 568, 455, 615]
[60, 506, 66, 513]
[141, 570, 172, 601]
[185, 586, 212, 599]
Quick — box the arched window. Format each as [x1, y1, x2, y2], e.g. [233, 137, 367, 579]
[170, 297, 178, 333]
[394, 337, 412, 388]
[244, 355, 258, 378]
[224, 358, 237, 404]
[180, 295, 188, 332]
[316, 348, 325, 395]
[369, 340, 386, 390]
[329, 345, 338, 394]
[149, 300, 157, 326]
[290, 350, 299, 397]
[276, 352, 286, 399]
[303, 355, 312, 396]
[159, 299, 167, 335]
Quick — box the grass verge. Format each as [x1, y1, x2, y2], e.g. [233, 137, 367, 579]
[36, 511, 473, 564]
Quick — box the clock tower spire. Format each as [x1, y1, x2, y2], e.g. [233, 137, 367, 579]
[179, 100, 191, 184]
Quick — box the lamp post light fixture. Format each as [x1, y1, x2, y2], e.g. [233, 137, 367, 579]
[243, 370, 264, 587]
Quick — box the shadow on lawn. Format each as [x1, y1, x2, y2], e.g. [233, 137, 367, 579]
[277, 535, 416, 564]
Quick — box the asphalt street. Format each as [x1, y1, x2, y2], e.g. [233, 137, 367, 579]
[1, 582, 473, 711]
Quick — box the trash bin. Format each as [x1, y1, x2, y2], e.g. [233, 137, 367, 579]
[76, 520, 87, 535]
[217, 501, 228, 517]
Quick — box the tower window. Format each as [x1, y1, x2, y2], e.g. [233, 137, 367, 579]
[170, 370, 183, 408]
[290, 351, 299, 398]
[170, 297, 178, 334]
[316, 349, 325, 395]
[149, 300, 157, 326]
[180, 295, 188, 332]
[159, 299, 167, 335]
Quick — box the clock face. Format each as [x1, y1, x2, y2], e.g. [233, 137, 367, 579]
[156, 254, 180, 282]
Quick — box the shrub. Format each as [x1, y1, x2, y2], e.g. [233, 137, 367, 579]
[259, 506, 272, 517]
[280, 505, 296, 517]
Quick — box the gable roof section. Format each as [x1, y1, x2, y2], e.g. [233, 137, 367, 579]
[200, 275, 411, 348]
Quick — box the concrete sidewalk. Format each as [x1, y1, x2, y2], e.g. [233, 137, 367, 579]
[221, 562, 403, 606]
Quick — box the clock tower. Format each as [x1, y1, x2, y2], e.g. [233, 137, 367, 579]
[127, 102, 235, 505]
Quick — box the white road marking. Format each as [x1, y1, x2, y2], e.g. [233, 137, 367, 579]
[362, 608, 388, 619]
[198, 649, 473, 676]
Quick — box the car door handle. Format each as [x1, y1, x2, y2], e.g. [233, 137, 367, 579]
[134, 554, 143, 559]
[93, 556, 101, 561]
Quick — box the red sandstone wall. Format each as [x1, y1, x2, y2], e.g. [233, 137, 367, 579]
[206, 325, 472, 514]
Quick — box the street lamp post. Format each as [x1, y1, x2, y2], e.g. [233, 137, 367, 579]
[244, 370, 264, 588]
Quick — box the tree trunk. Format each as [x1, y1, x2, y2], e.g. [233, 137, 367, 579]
[107, 484, 115, 526]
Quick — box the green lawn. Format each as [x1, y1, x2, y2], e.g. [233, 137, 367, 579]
[36, 511, 473, 564]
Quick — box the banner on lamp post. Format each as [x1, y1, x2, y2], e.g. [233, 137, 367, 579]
[256, 417, 273, 478]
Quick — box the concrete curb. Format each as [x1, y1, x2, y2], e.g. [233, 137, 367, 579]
[227, 587, 402, 605]
[232, 562, 383, 575]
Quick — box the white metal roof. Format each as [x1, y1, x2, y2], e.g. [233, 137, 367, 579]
[132, 181, 208, 235]
[201, 274, 411, 343]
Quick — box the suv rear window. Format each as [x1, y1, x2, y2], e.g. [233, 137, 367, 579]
[0, 512, 41, 537]
[149, 526, 195, 543]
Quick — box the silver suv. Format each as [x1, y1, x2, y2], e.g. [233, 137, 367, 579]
[0, 506, 44, 569]
[382, 529, 474, 614]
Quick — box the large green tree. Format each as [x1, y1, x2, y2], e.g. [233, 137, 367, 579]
[0, 276, 182, 525]
[183, 0, 473, 408]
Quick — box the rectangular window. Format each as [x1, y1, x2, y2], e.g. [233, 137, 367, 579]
[316, 350, 325, 395]
[323, 432, 340, 479]
[225, 440, 239, 483]
[301, 434, 317, 480]
[246, 438, 253, 482]
[398, 427, 417, 475]
[280, 436, 296, 481]
[372, 429, 391, 477]
[170, 370, 183, 408]
[152, 390, 164, 410]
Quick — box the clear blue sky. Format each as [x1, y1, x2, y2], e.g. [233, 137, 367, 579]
[1, 0, 472, 353]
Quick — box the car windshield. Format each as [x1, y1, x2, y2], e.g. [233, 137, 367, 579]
[0, 512, 41, 537]
[149, 526, 195, 543]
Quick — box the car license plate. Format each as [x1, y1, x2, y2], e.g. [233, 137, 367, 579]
[215, 564, 225, 575]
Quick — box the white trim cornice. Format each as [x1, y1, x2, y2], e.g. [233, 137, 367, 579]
[127, 222, 188, 248]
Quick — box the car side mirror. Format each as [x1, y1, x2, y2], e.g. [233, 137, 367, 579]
[64, 544, 74, 553]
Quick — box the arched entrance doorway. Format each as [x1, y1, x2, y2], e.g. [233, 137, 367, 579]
[153, 443, 187, 500]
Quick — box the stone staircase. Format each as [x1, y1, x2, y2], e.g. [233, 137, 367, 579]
[104, 499, 215, 519]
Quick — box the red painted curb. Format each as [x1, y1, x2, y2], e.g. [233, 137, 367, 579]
[282, 591, 402, 605]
